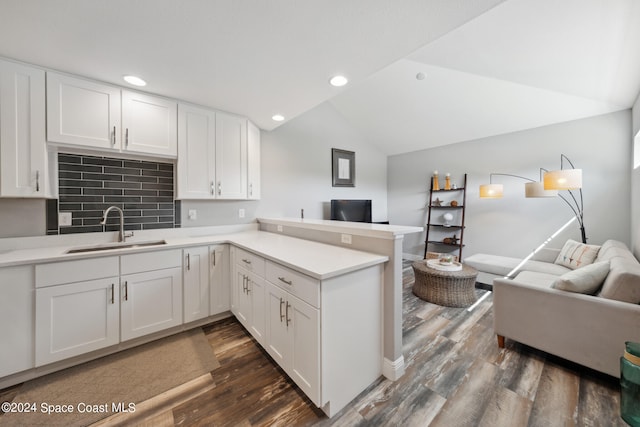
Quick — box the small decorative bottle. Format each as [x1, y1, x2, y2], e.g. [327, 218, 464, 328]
[432, 171, 440, 191]
[444, 173, 451, 190]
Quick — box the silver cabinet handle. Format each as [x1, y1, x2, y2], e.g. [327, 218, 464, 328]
[242, 275, 247, 293]
[278, 277, 292, 286]
[112, 126, 116, 145]
[211, 250, 216, 267]
[218, 182, 221, 195]
[35, 170, 40, 192]
[246, 277, 251, 294]
[123, 281, 128, 301]
[210, 181, 215, 195]
[186, 253, 191, 270]
[125, 128, 129, 146]
[285, 301, 291, 326]
[242, 258, 252, 265]
[249, 183, 253, 197]
[111, 283, 115, 304]
[279, 297, 285, 322]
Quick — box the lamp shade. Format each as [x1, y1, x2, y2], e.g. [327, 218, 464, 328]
[544, 169, 582, 190]
[479, 184, 503, 198]
[525, 182, 558, 198]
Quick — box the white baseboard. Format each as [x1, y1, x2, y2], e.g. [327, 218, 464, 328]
[382, 355, 405, 381]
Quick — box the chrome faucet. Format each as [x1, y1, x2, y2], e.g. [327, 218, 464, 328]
[100, 206, 133, 242]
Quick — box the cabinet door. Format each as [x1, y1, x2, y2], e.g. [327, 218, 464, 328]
[46, 72, 120, 149]
[215, 112, 247, 199]
[183, 246, 209, 323]
[289, 292, 320, 405]
[265, 282, 290, 367]
[120, 267, 182, 341]
[233, 266, 252, 329]
[122, 90, 177, 157]
[0, 60, 47, 197]
[210, 244, 229, 315]
[177, 103, 216, 199]
[247, 120, 261, 200]
[248, 272, 266, 346]
[0, 266, 34, 377]
[35, 277, 120, 366]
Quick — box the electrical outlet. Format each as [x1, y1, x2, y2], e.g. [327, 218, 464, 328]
[341, 234, 352, 244]
[188, 209, 197, 220]
[59, 212, 72, 227]
[239, 208, 245, 218]
[277, 225, 283, 232]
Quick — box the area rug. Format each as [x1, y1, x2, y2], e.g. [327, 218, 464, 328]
[1, 328, 220, 426]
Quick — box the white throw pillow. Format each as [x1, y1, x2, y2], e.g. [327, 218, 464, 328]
[554, 239, 601, 270]
[552, 261, 610, 294]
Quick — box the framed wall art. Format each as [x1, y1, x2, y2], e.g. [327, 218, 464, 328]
[332, 148, 355, 187]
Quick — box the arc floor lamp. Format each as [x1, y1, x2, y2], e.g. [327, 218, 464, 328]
[479, 154, 586, 243]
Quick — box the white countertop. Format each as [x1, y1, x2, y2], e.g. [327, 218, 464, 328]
[0, 229, 388, 280]
[258, 217, 423, 239]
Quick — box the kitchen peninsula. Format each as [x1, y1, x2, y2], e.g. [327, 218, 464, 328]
[0, 220, 421, 416]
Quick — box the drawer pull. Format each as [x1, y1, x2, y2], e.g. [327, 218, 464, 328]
[279, 297, 285, 321]
[242, 259, 252, 265]
[278, 277, 292, 286]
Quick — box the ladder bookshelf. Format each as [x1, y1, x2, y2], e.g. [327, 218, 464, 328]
[423, 173, 467, 261]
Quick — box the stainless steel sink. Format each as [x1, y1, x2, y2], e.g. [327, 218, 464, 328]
[66, 240, 167, 254]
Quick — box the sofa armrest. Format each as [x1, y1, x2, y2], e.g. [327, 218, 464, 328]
[493, 277, 640, 377]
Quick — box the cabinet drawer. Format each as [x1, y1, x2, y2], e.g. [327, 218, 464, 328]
[121, 249, 182, 275]
[36, 256, 119, 288]
[266, 261, 319, 308]
[235, 248, 265, 277]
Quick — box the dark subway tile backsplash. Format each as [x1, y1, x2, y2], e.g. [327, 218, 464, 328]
[49, 153, 180, 235]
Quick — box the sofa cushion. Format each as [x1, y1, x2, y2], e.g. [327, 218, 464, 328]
[598, 257, 640, 303]
[554, 239, 601, 270]
[552, 261, 610, 294]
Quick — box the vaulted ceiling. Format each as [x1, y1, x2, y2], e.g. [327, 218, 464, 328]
[1, 0, 638, 156]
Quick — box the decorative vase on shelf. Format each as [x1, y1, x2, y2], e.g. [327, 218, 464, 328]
[432, 171, 440, 191]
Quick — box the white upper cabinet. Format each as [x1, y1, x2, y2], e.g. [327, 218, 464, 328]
[177, 105, 260, 200]
[247, 120, 261, 200]
[46, 72, 121, 149]
[46, 72, 177, 158]
[177, 103, 216, 198]
[0, 59, 52, 198]
[122, 90, 177, 157]
[215, 112, 247, 199]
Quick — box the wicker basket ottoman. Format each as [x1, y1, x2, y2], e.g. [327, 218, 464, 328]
[412, 260, 478, 307]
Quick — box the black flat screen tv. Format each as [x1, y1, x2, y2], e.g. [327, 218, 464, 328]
[330, 199, 372, 223]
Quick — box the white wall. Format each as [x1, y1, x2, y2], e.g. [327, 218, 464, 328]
[255, 102, 388, 222]
[388, 110, 632, 260]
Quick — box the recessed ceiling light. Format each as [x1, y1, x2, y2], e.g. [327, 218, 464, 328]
[272, 114, 285, 122]
[123, 75, 147, 87]
[329, 75, 348, 87]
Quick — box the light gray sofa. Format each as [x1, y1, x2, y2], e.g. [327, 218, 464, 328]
[468, 239, 640, 377]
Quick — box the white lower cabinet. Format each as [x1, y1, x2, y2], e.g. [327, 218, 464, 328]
[209, 244, 230, 315]
[233, 265, 265, 346]
[120, 267, 182, 341]
[265, 281, 320, 405]
[183, 246, 210, 323]
[0, 265, 34, 377]
[35, 277, 120, 366]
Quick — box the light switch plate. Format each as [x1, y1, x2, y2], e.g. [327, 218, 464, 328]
[188, 209, 197, 220]
[239, 208, 245, 218]
[341, 234, 352, 244]
[277, 225, 283, 232]
[59, 212, 72, 226]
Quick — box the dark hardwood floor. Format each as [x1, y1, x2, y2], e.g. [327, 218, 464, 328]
[1, 261, 626, 426]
